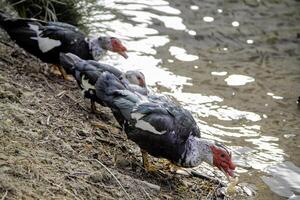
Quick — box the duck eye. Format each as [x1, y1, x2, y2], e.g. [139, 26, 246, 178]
[220, 154, 225, 158]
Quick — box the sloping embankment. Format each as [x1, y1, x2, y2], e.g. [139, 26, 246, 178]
[0, 35, 227, 199]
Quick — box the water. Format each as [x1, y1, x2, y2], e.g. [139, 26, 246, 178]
[79, 0, 300, 199]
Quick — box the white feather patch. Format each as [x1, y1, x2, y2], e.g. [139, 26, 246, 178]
[28, 24, 61, 53]
[131, 112, 166, 135]
[131, 112, 144, 120]
[80, 75, 95, 95]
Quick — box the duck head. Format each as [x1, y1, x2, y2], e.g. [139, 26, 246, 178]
[98, 37, 128, 59]
[124, 70, 146, 87]
[183, 137, 236, 178]
[210, 143, 236, 177]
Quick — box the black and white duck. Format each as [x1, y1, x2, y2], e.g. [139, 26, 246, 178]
[0, 11, 128, 79]
[59, 53, 147, 113]
[94, 71, 236, 177]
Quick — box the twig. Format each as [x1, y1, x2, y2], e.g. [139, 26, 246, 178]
[87, 159, 132, 200]
[101, 131, 125, 141]
[76, 178, 116, 200]
[68, 171, 90, 177]
[7, 80, 31, 91]
[0, 56, 13, 65]
[0, 40, 14, 48]
[95, 137, 116, 146]
[93, 192, 115, 200]
[139, 180, 160, 192]
[35, 170, 82, 200]
[190, 170, 225, 187]
[141, 187, 152, 200]
[1, 190, 8, 200]
[55, 90, 66, 98]
[46, 115, 51, 126]
[103, 124, 125, 148]
[91, 121, 107, 130]
[65, 93, 88, 112]
[52, 183, 82, 200]
[41, 75, 55, 91]
[52, 124, 74, 131]
[46, 178, 82, 200]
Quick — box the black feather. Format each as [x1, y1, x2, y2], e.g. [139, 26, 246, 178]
[126, 99, 200, 163]
[0, 12, 91, 64]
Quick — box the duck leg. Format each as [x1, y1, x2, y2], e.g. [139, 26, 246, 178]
[58, 65, 73, 81]
[90, 100, 107, 116]
[50, 64, 73, 81]
[91, 100, 98, 113]
[166, 162, 181, 173]
[157, 159, 180, 172]
[50, 64, 62, 76]
[141, 149, 157, 172]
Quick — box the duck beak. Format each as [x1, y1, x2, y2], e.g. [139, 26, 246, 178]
[221, 168, 230, 180]
[118, 51, 128, 59]
[221, 168, 236, 181]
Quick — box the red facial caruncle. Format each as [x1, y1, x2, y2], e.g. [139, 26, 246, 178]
[136, 72, 145, 87]
[111, 38, 128, 59]
[211, 144, 236, 177]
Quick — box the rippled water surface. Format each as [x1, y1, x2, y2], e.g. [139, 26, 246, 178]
[80, 0, 300, 199]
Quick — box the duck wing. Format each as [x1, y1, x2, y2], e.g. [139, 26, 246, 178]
[130, 99, 201, 140]
[95, 71, 141, 124]
[0, 17, 47, 57]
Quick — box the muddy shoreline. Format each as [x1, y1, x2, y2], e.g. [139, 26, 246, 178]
[0, 30, 243, 199]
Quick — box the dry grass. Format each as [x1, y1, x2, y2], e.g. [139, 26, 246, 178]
[5, 0, 82, 26]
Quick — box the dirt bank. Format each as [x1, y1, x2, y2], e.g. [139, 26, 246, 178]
[0, 33, 237, 199]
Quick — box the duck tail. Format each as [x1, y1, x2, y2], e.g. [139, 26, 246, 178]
[59, 53, 83, 75]
[95, 71, 139, 117]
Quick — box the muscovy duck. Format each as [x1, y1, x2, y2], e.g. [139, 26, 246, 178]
[95, 72, 236, 177]
[0, 11, 128, 79]
[59, 53, 147, 113]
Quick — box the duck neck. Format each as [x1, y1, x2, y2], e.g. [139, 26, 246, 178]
[89, 38, 106, 60]
[180, 136, 214, 168]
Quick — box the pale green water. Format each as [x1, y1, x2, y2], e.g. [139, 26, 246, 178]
[80, 0, 300, 199]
